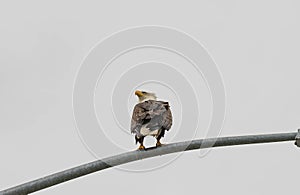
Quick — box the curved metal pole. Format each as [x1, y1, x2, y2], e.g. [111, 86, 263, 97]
[0, 131, 298, 195]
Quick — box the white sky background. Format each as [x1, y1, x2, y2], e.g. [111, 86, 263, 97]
[1, 0, 300, 194]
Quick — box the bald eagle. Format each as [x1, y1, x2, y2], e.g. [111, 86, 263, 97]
[131, 90, 173, 150]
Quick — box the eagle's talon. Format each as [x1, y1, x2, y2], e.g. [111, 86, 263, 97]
[156, 141, 164, 147]
[137, 145, 146, 150]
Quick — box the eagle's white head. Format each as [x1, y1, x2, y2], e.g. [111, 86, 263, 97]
[135, 90, 157, 103]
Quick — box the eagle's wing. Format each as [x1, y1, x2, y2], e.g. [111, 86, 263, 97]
[130, 103, 146, 134]
[131, 100, 172, 135]
[161, 101, 172, 131]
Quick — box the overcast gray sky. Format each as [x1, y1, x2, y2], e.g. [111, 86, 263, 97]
[1, 1, 300, 194]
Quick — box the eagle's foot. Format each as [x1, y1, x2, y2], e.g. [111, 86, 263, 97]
[156, 141, 164, 147]
[137, 144, 146, 150]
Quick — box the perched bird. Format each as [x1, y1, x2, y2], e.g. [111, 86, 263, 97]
[131, 90, 173, 150]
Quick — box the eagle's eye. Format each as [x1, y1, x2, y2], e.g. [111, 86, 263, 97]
[142, 91, 146, 94]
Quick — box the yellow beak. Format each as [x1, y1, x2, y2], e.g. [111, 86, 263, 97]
[135, 90, 144, 97]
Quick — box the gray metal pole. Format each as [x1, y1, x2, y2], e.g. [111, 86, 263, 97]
[0, 131, 298, 195]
